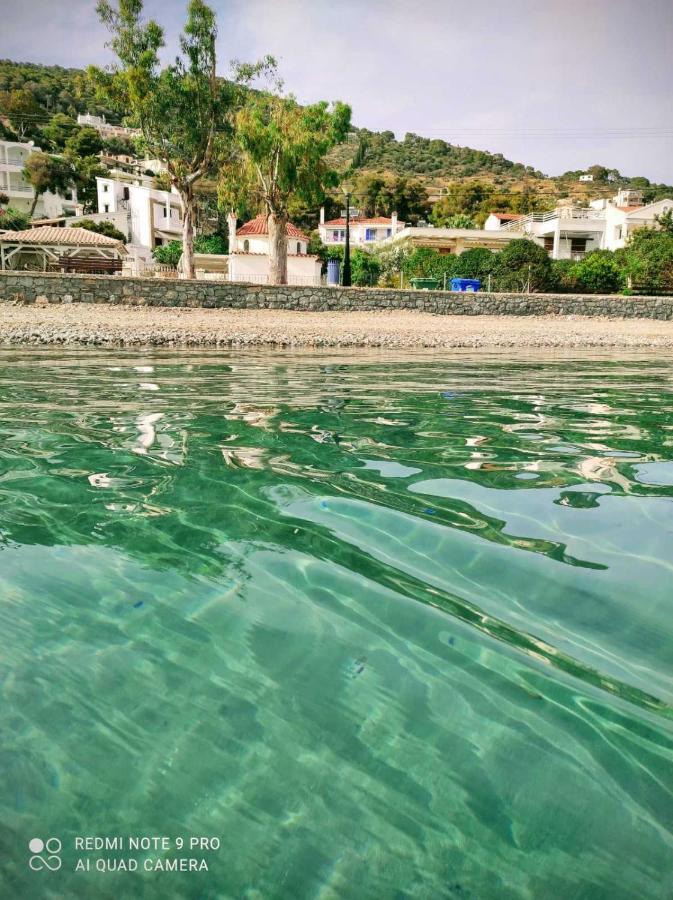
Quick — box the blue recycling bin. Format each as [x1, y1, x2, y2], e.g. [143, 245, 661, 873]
[327, 258, 340, 286]
[450, 278, 481, 292]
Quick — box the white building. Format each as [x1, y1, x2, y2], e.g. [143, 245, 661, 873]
[383, 226, 521, 255]
[579, 174, 594, 182]
[76, 113, 141, 141]
[227, 213, 322, 285]
[318, 208, 405, 248]
[485, 188, 673, 259]
[93, 174, 183, 261]
[0, 139, 81, 219]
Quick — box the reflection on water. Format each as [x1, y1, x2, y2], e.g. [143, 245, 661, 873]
[1, 349, 672, 899]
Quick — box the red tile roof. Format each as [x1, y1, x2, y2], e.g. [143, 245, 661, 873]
[616, 206, 643, 212]
[489, 213, 523, 221]
[323, 216, 402, 227]
[0, 225, 126, 250]
[236, 215, 309, 241]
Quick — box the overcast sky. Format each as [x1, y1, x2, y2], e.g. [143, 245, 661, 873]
[2, 0, 672, 182]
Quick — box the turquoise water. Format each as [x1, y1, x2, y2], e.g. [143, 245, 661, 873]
[1, 349, 672, 899]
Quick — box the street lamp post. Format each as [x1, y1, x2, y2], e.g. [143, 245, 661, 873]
[342, 191, 352, 287]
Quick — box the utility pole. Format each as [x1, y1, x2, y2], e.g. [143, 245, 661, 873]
[342, 191, 352, 287]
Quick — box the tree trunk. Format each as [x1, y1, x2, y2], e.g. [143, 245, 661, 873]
[180, 189, 195, 280]
[29, 192, 40, 218]
[267, 211, 287, 285]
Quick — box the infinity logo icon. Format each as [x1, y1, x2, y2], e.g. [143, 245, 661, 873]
[29, 837, 62, 872]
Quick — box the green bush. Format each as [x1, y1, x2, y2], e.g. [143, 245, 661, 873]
[351, 249, 381, 286]
[452, 247, 495, 279]
[494, 239, 553, 292]
[153, 240, 183, 267]
[194, 233, 227, 254]
[621, 228, 673, 294]
[551, 259, 578, 292]
[0, 206, 30, 231]
[569, 251, 624, 294]
[70, 218, 126, 243]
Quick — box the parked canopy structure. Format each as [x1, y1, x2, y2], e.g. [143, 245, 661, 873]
[0, 226, 127, 274]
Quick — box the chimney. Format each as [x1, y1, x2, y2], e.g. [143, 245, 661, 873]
[226, 211, 237, 250]
[391, 211, 398, 231]
[319, 206, 325, 225]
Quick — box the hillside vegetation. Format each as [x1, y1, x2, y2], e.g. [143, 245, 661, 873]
[1, 59, 672, 226]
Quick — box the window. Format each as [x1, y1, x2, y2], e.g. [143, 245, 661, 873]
[365, 228, 376, 241]
[296, 242, 302, 254]
[243, 239, 250, 252]
[123, 187, 130, 200]
[543, 236, 554, 253]
[103, 184, 109, 192]
[615, 225, 623, 241]
[162, 207, 167, 218]
[386, 228, 392, 238]
[104, 204, 109, 213]
[570, 238, 587, 254]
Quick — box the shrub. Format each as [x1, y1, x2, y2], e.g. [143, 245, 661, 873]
[70, 218, 126, 243]
[494, 239, 553, 292]
[194, 234, 227, 255]
[622, 228, 673, 294]
[153, 240, 183, 267]
[452, 247, 495, 279]
[351, 249, 381, 286]
[551, 259, 578, 292]
[0, 206, 30, 231]
[569, 251, 624, 294]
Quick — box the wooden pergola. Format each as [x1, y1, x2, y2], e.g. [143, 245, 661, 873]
[0, 226, 127, 273]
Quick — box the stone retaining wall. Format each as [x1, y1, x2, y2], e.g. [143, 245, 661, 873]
[1, 271, 672, 318]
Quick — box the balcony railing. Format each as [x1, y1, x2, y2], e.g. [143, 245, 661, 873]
[501, 207, 606, 231]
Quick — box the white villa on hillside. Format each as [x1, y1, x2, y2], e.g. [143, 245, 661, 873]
[0, 139, 81, 219]
[226, 213, 321, 285]
[486, 189, 673, 259]
[76, 113, 141, 141]
[318, 208, 405, 247]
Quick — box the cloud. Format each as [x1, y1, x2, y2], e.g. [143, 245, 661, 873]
[1, 0, 672, 181]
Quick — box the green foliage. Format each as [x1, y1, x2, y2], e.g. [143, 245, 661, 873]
[350, 128, 541, 181]
[152, 240, 182, 266]
[452, 248, 495, 278]
[230, 65, 351, 282]
[65, 126, 104, 158]
[92, 0, 229, 277]
[42, 113, 78, 149]
[494, 239, 553, 292]
[70, 218, 126, 242]
[440, 213, 477, 229]
[0, 206, 30, 231]
[23, 151, 76, 215]
[569, 251, 624, 294]
[401, 247, 457, 282]
[621, 228, 673, 294]
[655, 209, 673, 236]
[551, 258, 578, 292]
[350, 173, 430, 223]
[194, 233, 227, 254]
[68, 155, 108, 212]
[350, 249, 381, 286]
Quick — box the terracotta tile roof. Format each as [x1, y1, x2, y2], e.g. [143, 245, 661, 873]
[236, 215, 309, 241]
[0, 225, 126, 250]
[489, 213, 523, 220]
[323, 216, 402, 227]
[617, 206, 644, 212]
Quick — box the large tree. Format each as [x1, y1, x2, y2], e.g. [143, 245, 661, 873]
[92, 0, 226, 278]
[23, 151, 76, 217]
[231, 73, 351, 284]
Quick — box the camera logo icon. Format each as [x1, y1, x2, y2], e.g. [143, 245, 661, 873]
[29, 838, 62, 872]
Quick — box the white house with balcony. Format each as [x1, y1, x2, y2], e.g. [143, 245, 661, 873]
[93, 174, 184, 262]
[318, 208, 405, 248]
[225, 213, 322, 285]
[485, 188, 673, 259]
[0, 139, 81, 219]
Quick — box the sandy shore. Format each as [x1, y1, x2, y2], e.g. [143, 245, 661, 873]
[2, 303, 673, 348]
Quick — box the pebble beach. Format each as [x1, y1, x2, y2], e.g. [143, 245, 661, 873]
[2, 303, 673, 348]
